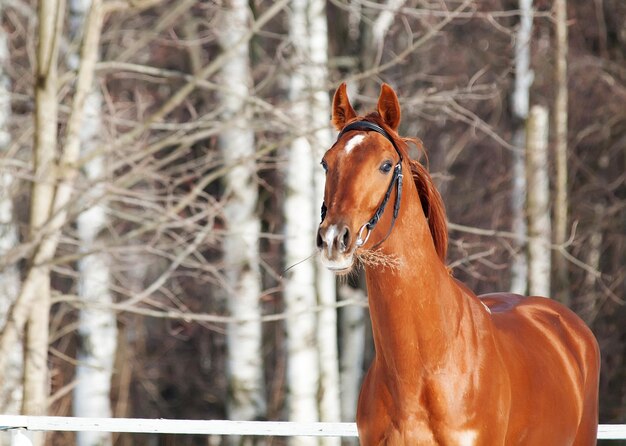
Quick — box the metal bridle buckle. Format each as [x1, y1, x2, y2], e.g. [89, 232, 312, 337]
[356, 223, 371, 247]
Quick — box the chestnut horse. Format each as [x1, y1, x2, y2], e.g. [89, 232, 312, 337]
[317, 83, 600, 445]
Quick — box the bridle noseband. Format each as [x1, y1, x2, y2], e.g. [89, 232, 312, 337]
[320, 120, 404, 250]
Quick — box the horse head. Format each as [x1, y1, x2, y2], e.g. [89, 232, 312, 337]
[317, 83, 446, 274]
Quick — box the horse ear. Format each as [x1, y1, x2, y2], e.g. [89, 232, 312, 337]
[332, 82, 357, 130]
[376, 83, 401, 131]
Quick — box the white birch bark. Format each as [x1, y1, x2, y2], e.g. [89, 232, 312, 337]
[510, 132, 528, 295]
[554, 0, 570, 305]
[217, 0, 266, 429]
[285, 1, 320, 444]
[526, 105, 551, 297]
[75, 144, 117, 446]
[284, 134, 319, 444]
[511, 0, 533, 122]
[509, 0, 534, 295]
[347, 2, 362, 41]
[0, 4, 23, 420]
[363, 0, 406, 86]
[371, 0, 406, 45]
[308, 0, 341, 439]
[338, 286, 366, 432]
[582, 204, 603, 321]
[69, 1, 117, 440]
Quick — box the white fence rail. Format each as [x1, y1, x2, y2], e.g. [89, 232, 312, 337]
[0, 416, 624, 440]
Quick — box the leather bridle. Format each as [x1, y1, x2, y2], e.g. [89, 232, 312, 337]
[320, 120, 404, 250]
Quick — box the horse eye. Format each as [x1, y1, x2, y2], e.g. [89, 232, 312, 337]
[321, 160, 328, 173]
[379, 160, 393, 174]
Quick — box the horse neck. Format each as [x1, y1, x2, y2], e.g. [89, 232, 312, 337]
[363, 178, 476, 380]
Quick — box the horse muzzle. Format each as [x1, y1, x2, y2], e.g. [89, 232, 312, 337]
[316, 223, 356, 273]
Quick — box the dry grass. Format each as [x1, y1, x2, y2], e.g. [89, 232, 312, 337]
[356, 248, 401, 271]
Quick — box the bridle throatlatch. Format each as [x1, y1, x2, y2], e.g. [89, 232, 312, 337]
[320, 120, 404, 250]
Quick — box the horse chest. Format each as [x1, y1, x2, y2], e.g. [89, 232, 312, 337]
[358, 370, 489, 446]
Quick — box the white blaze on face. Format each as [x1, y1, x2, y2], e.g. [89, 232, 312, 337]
[344, 134, 366, 154]
[324, 224, 338, 258]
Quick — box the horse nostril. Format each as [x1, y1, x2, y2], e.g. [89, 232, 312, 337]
[316, 228, 324, 249]
[339, 226, 350, 253]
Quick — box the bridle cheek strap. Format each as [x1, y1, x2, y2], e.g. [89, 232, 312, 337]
[356, 162, 403, 249]
[321, 120, 404, 250]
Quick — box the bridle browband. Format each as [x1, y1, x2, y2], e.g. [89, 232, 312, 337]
[320, 120, 404, 250]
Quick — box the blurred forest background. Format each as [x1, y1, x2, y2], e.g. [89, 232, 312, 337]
[0, 0, 624, 445]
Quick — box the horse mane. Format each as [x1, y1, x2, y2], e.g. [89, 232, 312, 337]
[362, 113, 449, 262]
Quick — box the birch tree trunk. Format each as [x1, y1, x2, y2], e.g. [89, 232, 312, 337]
[371, 0, 406, 51]
[0, 4, 23, 421]
[21, 2, 65, 437]
[285, 1, 344, 442]
[582, 203, 603, 322]
[526, 105, 551, 297]
[69, 2, 116, 445]
[284, 130, 319, 442]
[509, 0, 534, 295]
[217, 0, 266, 432]
[554, 0, 570, 305]
[361, 0, 406, 97]
[285, 1, 320, 443]
[338, 285, 365, 446]
[75, 146, 116, 446]
[308, 1, 341, 441]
